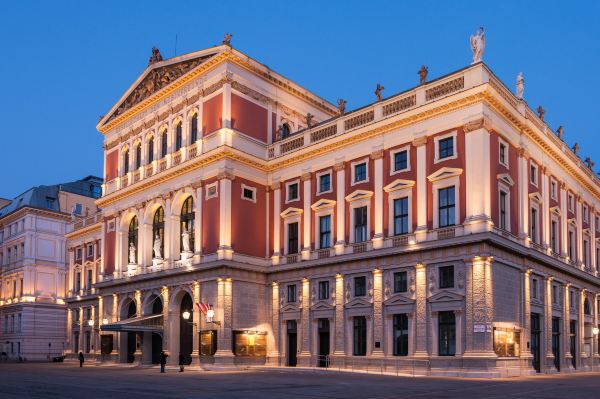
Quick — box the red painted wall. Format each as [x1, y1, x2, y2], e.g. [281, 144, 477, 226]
[105, 150, 118, 181]
[202, 94, 222, 136]
[345, 156, 375, 242]
[231, 94, 268, 143]
[202, 179, 220, 254]
[383, 144, 418, 236]
[311, 167, 337, 249]
[279, 177, 304, 254]
[490, 132, 519, 234]
[231, 178, 266, 257]
[103, 223, 116, 275]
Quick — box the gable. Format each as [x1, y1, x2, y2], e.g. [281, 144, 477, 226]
[344, 297, 372, 309]
[280, 207, 303, 218]
[311, 199, 336, 211]
[345, 189, 374, 203]
[428, 290, 464, 303]
[497, 173, 515, 187]
[427, 167, 463, 182]
[384, 179, 415, 193]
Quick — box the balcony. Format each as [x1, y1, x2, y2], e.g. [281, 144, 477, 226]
[70, 212, 102, 233]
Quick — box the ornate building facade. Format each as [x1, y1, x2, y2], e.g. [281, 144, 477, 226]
[69, 43, 600, 377]
[0, 176, 102, 360]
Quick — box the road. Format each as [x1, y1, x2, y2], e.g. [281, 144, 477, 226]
[1, 362, 599, 399]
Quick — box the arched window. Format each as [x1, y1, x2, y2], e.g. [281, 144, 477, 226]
[135, 144, 142, 169]
[584, 298, 591, 315]
[175, 122, 183, 151]
[190, 114, 198, 143]
[180, 197, 194, 253]
[123, 149, 129, 174]
[281, 123, 291, 139]
[152, 207, 164, 258]
[128, 216, 138, 261]
[161, 132, 168, 158]
[147, 137, 154, 163]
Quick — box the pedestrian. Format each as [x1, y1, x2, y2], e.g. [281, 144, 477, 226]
[78, 351, 84, 368]
[178, 353, 185, 372]
[159, 351, 167, 373]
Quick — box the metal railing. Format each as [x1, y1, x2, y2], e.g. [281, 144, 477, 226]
[310, 355, 431, 377]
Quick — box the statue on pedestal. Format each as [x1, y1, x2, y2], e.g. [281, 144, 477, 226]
[516, 72, 524, 100]
[128, 242, 136, 264]
[418, 65, 428, 85]
[153, 234, 162, 259]
[557, 125, 564, 140]
[537, 105, 545, 121]
[337, 98, 346, 115]
[470, 27, 485, 64]
[374, 83, 385, 102]
[181, 227, 191, 252]
[222, 33, 232, 46]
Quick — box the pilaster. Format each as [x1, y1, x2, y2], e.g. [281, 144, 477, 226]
[464, 256, 495, 357]
[301, 173, 311, 260]
[272, 182, 281, 264]
[334, 161, 346, 253]
[214, 278, 234, 363]
[333, 274, 345, 356]
[297, 278, 311, 365]
[218, 169, 234, 260]
[371, 149, 384, 248]
[463, 120, 492, 233]
[371, 268, 384, 356]
[413, 137, 428, 241]
[413, 263, 428, 357]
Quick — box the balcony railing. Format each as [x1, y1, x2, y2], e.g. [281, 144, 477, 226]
[436, 227, 456, 240]
[71, 212, 102, 231]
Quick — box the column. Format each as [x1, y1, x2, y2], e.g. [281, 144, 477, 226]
[98, 295, 104, 352]
[517, 148, 530, 243]
[413, 263, 428, 357]
[372, 149, 384, 249]
[579, 289, 586, 369]
[594, 294, 599, 368]
[91, 305, 96, 355]
[78, 306, 84, 354]
[192, 281, 200, 360]
[161, 287, 170, 358]
[544, 277, 553, 371]
[334, 161, 346, 254]
[164, 196, 175, 265]
[560, 183, 568, 257]
[214, 278, 234, 363]
[464, 256, 495, 357]
[332, 274, 345, 357]
[272, 182, 281, 263]
[301, 172, 312, 260]
[221, 72, 232, 130]
[218, 169, 234, 260]
[463, 120, 491, 233]
[134, 290, 142, 360]
[576, 197, 583, 268]
[521, 269, 533, 359]
[563, 283, 572, 369]
[541, 168, 550, 249]
[269, 282, 280, 364]
[66, 308, 73, 354]
[455, 309, 463, 355]
[193, 183, 202, 259]
[298, 278, 310, 365]
[413, 137, 428, 241]
[115, 215, 124, 277]
[371, 269, 384, 356]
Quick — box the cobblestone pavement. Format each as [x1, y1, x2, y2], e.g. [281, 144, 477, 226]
[1, 362, 600, 399]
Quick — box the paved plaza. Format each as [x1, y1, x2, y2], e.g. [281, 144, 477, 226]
[1, 363, 600, 399]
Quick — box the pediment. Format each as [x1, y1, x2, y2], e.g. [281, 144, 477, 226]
[529, 192, 543, 203]
[497, 173, 515, 187]
[429, 290, 464, 303]
[281, 303, 300, 312]
[311, 199, 336, 211]
[427, 167, 463, 182]
[550, 206, 561, 216]
[384, 294, 415, 306]
[384, 179, 415, 193]
[100, 49, 219, 127]
[280, 207, 303, 218]
[568, 218, 577, 226]
[345, 189, 374, 203]
[344, 298, 372, 309]
[310, 301, 334, 311]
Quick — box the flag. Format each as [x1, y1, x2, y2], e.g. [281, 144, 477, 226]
[196, 302, 212, 315]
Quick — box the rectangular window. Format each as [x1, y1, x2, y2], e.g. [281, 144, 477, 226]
[242, 188, 255, 201]
[499, 143, 507, 165]
[287, 284, 297, 303]
[353, 316, 367, 356]
[287, 222, 299, 254]
[393, 314, 409, 356]
[393, 197, 409, 235]
[583, 206, 589, 223]
[318, 280, 329, 301]
[568, 230, 575, 260]
[319, 173, 331, 193]
[568, 194, 574, 212]
[530, 164, 537, 185]
[531, 208, 538, 244]
[75, 271, 81, 292]
[319, 215, 331, 249]
[532, 278, 538, 299]
[393, 271, 407, 293]
[354, 206, 368, 243]
[354, 276, 366, 297]
[45, 196, 55, 208]
[438, 137, 454, 159]
[86, 269, 92, 289]
[287, 183, 299, 201]
[552, 285, 558, 304]
[354, 162, 367, 183]
[551, 181, 557, 200]
[438, 187, 456, 227]
[583, 239, 589, 266]
[439, 266, 455, 289]
[499, 191, 507, 230]
[438, 311, 456, 356]
[87, 244, 93, 257]
[493, 328, 521, 357]
[551, 220, 558, 253]
[393, 150, 408, 171]
[570, 290, 575, 309]
[76, 248, 82, 260]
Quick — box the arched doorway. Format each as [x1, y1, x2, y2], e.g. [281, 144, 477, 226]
[151, 297, 163, 364]
[120, 299, 137, 363]
[180, 293, 193, 364]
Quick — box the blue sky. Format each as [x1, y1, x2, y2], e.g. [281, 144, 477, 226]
[0, 1, 598, 199]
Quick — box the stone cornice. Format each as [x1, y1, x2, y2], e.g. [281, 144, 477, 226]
[65, 222, 102, 240]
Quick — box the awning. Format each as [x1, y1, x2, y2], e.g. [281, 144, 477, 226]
[100, 314, 163, 333]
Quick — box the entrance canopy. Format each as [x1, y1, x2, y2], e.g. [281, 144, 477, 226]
[100, 314, 163, 333]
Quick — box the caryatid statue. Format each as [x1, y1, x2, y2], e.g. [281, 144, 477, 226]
[181, 227, 191, 252]
[128, 242, 136, 264]
[470, 27, 485, 64]
[153, 234, 162, 259]
[516, 72, 524, 100]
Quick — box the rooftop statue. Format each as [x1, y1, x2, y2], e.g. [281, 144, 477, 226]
[572, 143, 579, 155]
[585, 157, 594, 169]
[516, 72, 524, 100]
[337, 99, 347, 115]
[470, 27, 485, 64]
[306, 113, 314, 128]
[148, 47, 163, 66]
[374, 83, 385, 102]
[418, 65, 428, 85]
[537, 105, 545, 121]
[556, 125, 564, 140]
[222, 33, 232, 46]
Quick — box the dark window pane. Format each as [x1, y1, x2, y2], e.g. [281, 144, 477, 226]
[288, 222, 298, 254]
[355, 163, 367, 182]
[438, 311, 456, 356]
[353, 316, 367, 356]
[354, 206, 368, 242]
[439, 266, 454, 289]
[393, 314, 409, 356]
[354, 276, 366, 297]
[394, 271, 407, 293]
[319, 215, 331, 248]
[394, 151, 408, 171]
[439, 137, 454, 159]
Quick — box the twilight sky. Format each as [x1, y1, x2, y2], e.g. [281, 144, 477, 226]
[0, 0, 598, 199]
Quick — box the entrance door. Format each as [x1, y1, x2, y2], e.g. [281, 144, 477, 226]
[552, 317, 560, 371]
[151, 333, 162, 364]
[126, 333, 136, 363]
[570, 320, 577, 369]
[286, 320, 297, 367]
[318, 319, 330, 367]
[180, 294, 194, 365]
[530, 313, 541, 373]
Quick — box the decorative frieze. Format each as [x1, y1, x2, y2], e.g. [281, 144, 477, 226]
[425, 76, 464, 101]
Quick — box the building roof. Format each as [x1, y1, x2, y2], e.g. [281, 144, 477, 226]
[0, 176, 103, 218]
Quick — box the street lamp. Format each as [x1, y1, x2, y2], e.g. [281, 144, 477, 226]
[182, 310, 191, 321]
[87, 320, 94, 327]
